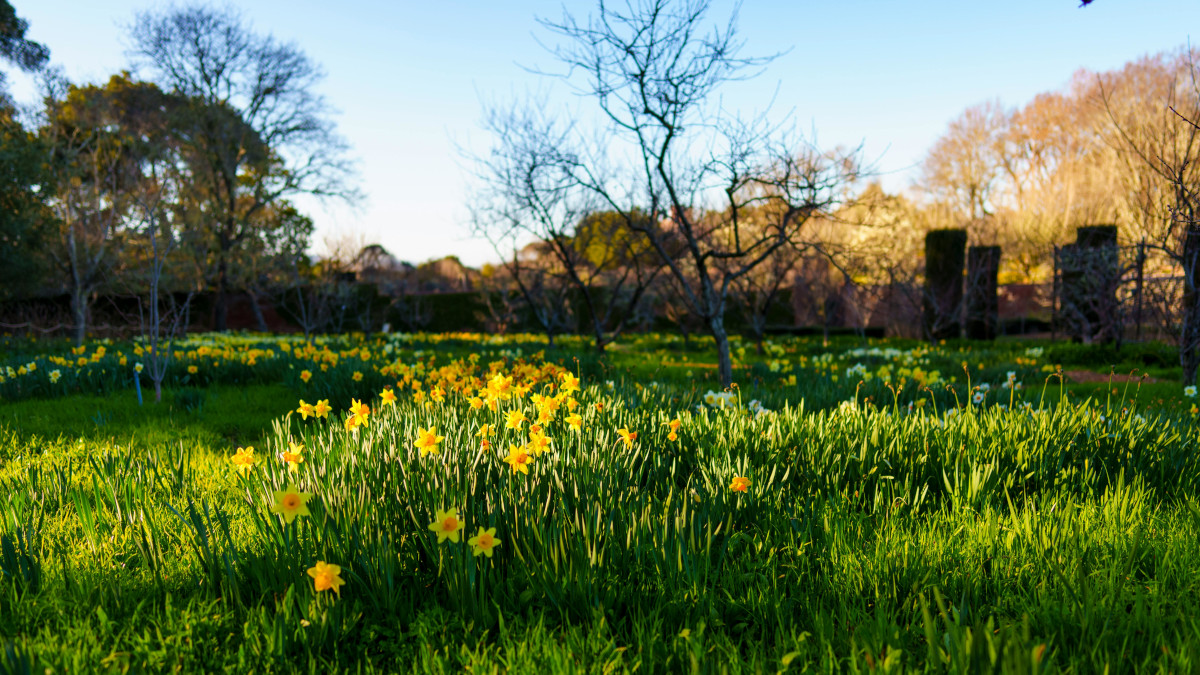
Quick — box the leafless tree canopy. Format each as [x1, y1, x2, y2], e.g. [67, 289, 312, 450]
[507, 0, 861, 384]
[472, 95, 665, 351]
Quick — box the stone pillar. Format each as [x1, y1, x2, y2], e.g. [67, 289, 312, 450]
[923, 229, 967, 340]
[1059, 225, 1119, 342]
[966, 245, 1001, 340]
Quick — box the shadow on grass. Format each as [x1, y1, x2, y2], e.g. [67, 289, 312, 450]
[0, 384, 296, 451]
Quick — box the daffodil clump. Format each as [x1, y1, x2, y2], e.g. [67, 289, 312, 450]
[232, 360, 625, 602]
[222, 351, 789, 610]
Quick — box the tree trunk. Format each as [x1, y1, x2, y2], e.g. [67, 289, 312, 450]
[150, 262, 162, 404]
[1182, 224, 1200, 387]
[247, 288, 269, 332]
[710, 313, 734, 388]
[590, 312, 608, 353]
[71, 286, 88, 346]
[214, 258, 229, 332]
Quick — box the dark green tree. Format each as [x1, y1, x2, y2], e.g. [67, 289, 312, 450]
[40, 74, 166, 344]
[130, 4, 356, 331]
[0, 109, 49, 300]
[0, 2, 50, 301]
[0, 0, 49, 101]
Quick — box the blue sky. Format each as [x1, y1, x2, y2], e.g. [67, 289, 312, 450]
[8, 0, 1199, 266]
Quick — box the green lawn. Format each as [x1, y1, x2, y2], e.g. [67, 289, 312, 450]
[0, 383, 294, 451]
[0, 334, 1197, 673]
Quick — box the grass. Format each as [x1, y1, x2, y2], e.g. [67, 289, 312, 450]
[0, 384, 294, 451]
[0, 333, 1197, 673]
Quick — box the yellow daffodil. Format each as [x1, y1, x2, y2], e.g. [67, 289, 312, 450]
[503, 444, 534, 475]
[271, 484, 312, 523]
[565, 413, 583, 431]
[313, 399, 332, 418]
[616, 428, 637, 448]
[296, 400, 315, 420]
[307, 561, 345, 595]
[527, 431, 552, 455]
[414, 426, 445, 456]
[380, 388, 397, 406]
[299, 369, 312, 383]
[428, 508, 466, 543]
[560, 372, 580, 394]
[730, 476, 751, 493]
[487, 373, 512, 399]
[281, 442, 304, 473]
[468, 528, 501, 557]
[348, 399, 370, 428]
[505, 409, 527, 430]
[230, 447, 255, 474]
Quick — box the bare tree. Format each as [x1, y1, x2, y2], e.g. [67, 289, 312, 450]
[477, 263, 523, 334]
[281, 231, 360, 339]
[726, 236, 799, 354]
[532, 0, 859, 385]
[114, 78, 197, 403]
[472, 99, 664, 351]
[919, 100, 1009, 223]
[133, 160, 195, 403]
[282, 254, 326, 340]
[477, 229, 576, 347]
[652, 270, 700, 346]
[1097, 47, 1200, 384]
[230, 202, 314, 332]
[915, 83, 1121, 287]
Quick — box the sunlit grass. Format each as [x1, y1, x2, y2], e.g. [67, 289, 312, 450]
[0, 333, 1197, 672]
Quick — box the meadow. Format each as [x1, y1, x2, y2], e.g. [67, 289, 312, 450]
[0, 331, 1198, 673]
